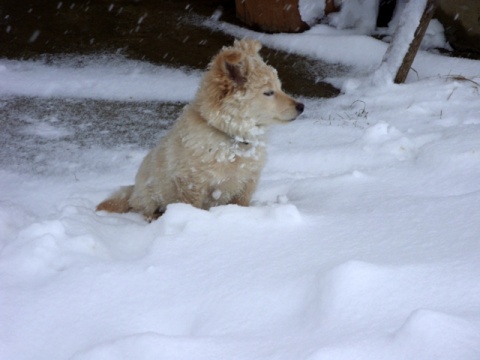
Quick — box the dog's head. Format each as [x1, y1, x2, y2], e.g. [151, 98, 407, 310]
[195, 39, 304, 140]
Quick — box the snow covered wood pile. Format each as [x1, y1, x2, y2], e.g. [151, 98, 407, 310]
[242, 0, 479, 57]
[235, 0, 337, 33]
[235, 0, 308, 32]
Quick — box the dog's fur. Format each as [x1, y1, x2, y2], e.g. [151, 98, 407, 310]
[96, 39, 304, 220]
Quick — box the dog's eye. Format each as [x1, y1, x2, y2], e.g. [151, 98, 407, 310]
[263, 90, 274, 96]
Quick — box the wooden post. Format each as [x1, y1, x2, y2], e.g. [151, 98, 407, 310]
[372, 0, 437, 85]
[394, 0, 436, 83]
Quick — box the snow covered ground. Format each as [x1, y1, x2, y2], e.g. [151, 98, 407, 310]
[1, 16, 480, 360]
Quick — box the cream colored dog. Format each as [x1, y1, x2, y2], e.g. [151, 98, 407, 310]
[97, 39, 304, 220]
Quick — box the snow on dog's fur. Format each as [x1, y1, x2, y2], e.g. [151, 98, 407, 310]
[96, 39, 304, 220]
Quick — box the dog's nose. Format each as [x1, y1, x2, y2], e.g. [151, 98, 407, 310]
[296, 102, 305, 114]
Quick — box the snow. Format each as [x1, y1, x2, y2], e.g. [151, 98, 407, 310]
[328, 0, 380, 34]
[421, 19, 450, 50]
[298, 0, 325, 26]
[2, 15, 480, 360]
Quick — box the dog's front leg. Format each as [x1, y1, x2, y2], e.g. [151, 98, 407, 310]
[230, 178, 258, 207]
[174, 177, 206, 209]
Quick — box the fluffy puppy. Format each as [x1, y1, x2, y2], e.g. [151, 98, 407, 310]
[97, 39, 304, 220]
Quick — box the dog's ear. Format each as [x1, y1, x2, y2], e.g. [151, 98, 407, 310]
[221, 49, 247, 87]
[234, 39, 262, 56]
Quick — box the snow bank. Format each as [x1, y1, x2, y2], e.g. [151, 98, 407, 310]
[328, 0, 380, 34]
[0, 55, 200, 101]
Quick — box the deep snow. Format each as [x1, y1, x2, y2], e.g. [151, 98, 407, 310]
[1, 13, 480, 360]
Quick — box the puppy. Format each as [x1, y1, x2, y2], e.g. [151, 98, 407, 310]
[97, 39, 304, 220]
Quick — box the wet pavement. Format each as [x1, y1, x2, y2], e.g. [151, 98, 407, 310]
[0, 97, 182, 174]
